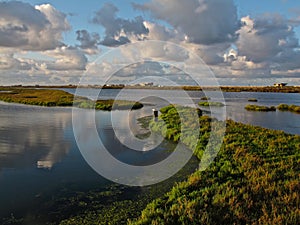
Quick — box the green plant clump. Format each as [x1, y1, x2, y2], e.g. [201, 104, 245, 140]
[245, 104, 276, 111]
[200, 96, 211, 101]
[248, 98, 258, 102]
[277, 104, 300, 113]
[198, 101, 224, 107]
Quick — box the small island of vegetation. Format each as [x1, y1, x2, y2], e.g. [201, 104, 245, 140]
[0, 88, 143, 111]
[200, 96, 211, 101]
[245, 103, 300, 113]
[248, 98, 258, 102]
[277, 104, 300, 113]
[245, 104, 276, 111]
[198, 101, 225, 107]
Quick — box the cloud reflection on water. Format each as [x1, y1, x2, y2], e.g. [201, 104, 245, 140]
[0, 104, 72, 170]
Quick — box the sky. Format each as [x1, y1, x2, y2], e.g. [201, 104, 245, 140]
[1, 0, 300, 86]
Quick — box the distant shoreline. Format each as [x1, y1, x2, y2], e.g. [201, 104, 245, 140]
[1, 85, 300, 93]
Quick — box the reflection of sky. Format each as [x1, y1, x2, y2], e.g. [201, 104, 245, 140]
[0, 103, 72, 170]
[68, 88, 300, 134]
[73, 108, 173, 167]
[0, 103, 108, 219]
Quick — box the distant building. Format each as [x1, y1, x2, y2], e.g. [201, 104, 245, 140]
[274, 83, 287, 87]
[134, 82, 154, 87]
[139, 82, 153, 86]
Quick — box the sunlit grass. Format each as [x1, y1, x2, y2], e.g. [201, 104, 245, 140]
[0, 88, 143, 111]
[129, 105, 300, 225]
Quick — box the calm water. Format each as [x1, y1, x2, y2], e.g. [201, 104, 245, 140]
[65, 88, 300, 134]
[0, 101, 199, 223]
[223, 91, 300, 135]
[0, 89, 299, 223]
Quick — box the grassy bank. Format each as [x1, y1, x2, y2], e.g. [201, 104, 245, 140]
[0, 88, 143, 111]
[129, 105, 300, 224]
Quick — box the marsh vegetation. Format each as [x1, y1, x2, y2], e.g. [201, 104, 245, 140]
[43, 104, 298, 224]
[277, 104, 300, 113]
[245, 103, 300, 113]
[245, 104, 276, 111]
[0, 88, 143, 111]
[198, 101, 225, 107]
[129, 105, 300, 225]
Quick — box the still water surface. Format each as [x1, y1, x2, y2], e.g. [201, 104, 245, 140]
[0, 98, 198, 223]
[0, 89, 299, 223]
[65, 88, 300, 134]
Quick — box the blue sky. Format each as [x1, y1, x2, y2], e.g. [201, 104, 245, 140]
[17, 0, 300, 44]
[13, 1, 299, 39]
[1, 0, 300, 85]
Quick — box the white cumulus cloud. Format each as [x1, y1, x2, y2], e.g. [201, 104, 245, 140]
[133, 0, 239, 45]
[0, 1, 70, 51]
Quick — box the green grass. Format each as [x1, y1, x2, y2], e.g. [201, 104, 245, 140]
[0, 88, 75, 106]
[198, 101, 224, 107]
[128, 105, 300, 225]
[0, 88, 143, 111]
[245, 104, 276, 111]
